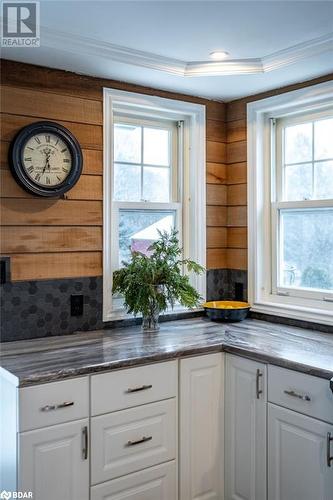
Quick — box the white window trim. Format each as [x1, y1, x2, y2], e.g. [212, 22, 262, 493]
[248, 80, 333, 326]
[103, 87, 206, 322]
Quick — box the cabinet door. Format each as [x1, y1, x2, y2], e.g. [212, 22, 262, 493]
[91, 461, 177, 500]
[19, 419, 89, 500]
[268, 403, 333, 500]
[225, 354, 267, 500]
[180, 353, 224, 500]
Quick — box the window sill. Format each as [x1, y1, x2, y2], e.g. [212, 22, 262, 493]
[250, 300, 333, 327]
[104, 305, 204, 323]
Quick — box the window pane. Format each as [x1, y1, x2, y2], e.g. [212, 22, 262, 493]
[314, 118, 333, 160]
[143, 166, 170, 202]
[143, 128, 169, 166]
[114, 124, 141, 163]
[119, 210, 175, 265]
[114, 163, 141, 201]
[315, 161, 333, 200]
[284, 123, 312, 164]
[279, 209, 333, 291]
[284, 163, 312, 201]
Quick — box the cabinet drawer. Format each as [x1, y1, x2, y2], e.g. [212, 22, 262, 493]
[91, 361, 177, 416]
[91, 399, 176, 484]
[268, 365, 333, 423]
[19, 377, 89, 431]
[90, 461, 177, 500]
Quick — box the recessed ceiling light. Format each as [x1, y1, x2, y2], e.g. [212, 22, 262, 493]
[209, 51, 229, 60]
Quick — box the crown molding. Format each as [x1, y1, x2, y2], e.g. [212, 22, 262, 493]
[262, 33, 333, 72]
[41, 27, 186, 76]
[40, 27, 333, 78]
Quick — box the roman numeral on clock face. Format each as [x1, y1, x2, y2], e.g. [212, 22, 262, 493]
[24, 157, 32, 162]
[35, 137, 41, 144]
[45, 135, 50, 143]
[27, 166, 34, 173]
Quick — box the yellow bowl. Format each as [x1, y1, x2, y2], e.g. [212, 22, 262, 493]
[202, 301, 250, 321]
[203, 301, 250, 309]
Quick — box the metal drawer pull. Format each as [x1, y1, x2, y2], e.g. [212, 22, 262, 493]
[56, 401, 75, 409]
[82, 426, 88, 460]
[40, 401, 74, 412]
[283, 390, 311, 402]
[40, 404, 56, 412]
[327, 433, 333, 467]
[127, 435, 152, 446]
[126, 384, 152, 393]
[256, 369, 263, 399]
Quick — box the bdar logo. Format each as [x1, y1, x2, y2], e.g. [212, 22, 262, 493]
[0, 491, 11, 500]
[0, 492, 32, 499]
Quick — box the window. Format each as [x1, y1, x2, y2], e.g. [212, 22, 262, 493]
[103, 88, 206, 320]
[273, 113, 333, 297]
[113, 116, 181, 268]
[248, 81, 333, 325]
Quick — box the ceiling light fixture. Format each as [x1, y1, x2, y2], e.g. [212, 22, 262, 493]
[209, 51, 229, 60]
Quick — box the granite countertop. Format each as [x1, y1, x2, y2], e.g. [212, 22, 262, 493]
[1, 317, 333, 386]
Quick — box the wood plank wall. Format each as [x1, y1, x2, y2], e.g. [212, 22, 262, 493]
[225, 72, 333, 271]
[0, 59, 227, 280]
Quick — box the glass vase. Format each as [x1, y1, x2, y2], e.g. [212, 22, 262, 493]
[142, 304, 160, 333]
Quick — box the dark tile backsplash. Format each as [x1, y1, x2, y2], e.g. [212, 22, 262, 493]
[2, 271, 235, 342]
[1, 277, 103, 342]
[206, 269, 248, 301]
[2, 268, 326, 341]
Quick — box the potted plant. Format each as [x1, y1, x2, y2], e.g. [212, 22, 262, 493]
[112, 229, 205, 332]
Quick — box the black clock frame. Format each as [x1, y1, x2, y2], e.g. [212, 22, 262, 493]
[9, 121, 83, 197]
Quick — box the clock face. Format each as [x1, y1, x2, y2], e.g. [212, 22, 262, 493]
[22, 133, 72, 187]
[10, 121, 83, 197]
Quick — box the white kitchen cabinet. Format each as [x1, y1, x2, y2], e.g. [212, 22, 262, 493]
[19, 376, 89, 431]
[179, 353, 224, 500]
[91, 360, 177, 416]
[91, 399, 176, 484]
[268, 365, 333, 424]
[268, 403, 333, 500]
[91, 461, 177, 500]
[19, 418, 89, 500]
[225, 354, 267, 500]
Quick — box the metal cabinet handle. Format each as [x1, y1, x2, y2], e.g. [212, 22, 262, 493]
[327, 432, 333, 467]
[40, 401, 74, 412]
[126, 384, 152, 393]
[57, 401, 75, 409]
[82, 426, 88, 460]
[40, 404, 56, 412]
[283, 390, 311, 402]
[126, 435, 152, 446]
[256, 369, 263, 399]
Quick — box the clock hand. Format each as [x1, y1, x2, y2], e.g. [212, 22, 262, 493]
[41, 155, 49, 175]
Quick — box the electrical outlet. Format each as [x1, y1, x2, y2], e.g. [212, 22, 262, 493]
[71, 294, 84, 316]
[234, 282, 244, 301]
[0, 257, 11, 285]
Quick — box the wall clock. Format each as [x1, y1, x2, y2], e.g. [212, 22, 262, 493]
[9, 121, 83, 197]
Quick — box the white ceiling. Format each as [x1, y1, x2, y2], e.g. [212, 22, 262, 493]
[3, 0, 333, 101]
